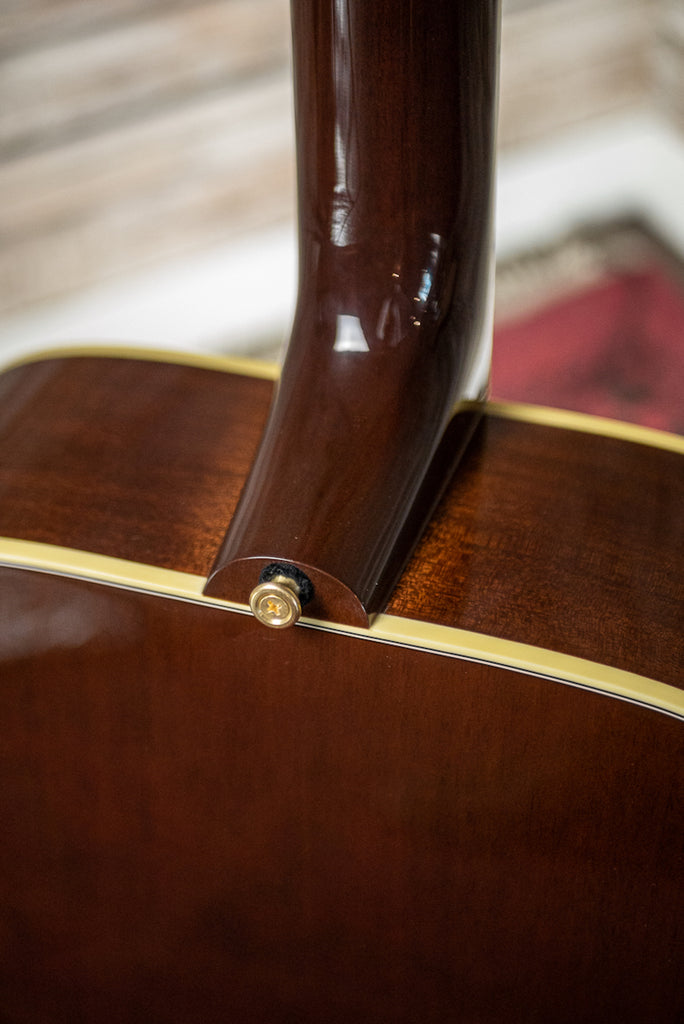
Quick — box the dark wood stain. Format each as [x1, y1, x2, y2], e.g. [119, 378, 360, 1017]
[0, 355, 272, 577]
[0, 354, 681, 688]
[0, 568, 682, 1022]
[0, 0, 682, 1013]
[390, 414, 684, 688]
[205, 0, 500, 621]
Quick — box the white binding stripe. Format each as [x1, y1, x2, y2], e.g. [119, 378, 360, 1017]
[3, 344, 280, 381]
[487, 401, 684, 455]
[1, 538, 682, 721]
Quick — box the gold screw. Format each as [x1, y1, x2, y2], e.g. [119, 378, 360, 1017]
[249, 576, 302, 629]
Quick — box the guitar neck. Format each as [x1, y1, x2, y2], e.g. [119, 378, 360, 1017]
[205, 0, 501, 626]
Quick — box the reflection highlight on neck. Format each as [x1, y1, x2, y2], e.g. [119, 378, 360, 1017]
[330, 0, 358, 247]
[332, 314, 370, 353]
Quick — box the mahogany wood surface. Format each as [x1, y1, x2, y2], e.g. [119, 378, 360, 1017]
[0, 354, 682, 688]
[388, 413, 684, 687]
[2, 2, 681, 1018]
[0, 355, 271, 578]
[206, 0, 500, 621]
[1, 567, 682, 1023]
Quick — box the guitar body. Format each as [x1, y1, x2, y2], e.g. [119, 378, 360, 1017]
[1, 1, 682, 1018]
[0, 351, 682, 1022]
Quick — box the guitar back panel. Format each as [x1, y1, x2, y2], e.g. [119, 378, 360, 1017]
[0, 353, 681, 679]
[0, 353, 682, 1022]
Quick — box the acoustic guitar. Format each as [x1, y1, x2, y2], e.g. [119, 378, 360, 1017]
[0, 2, 682, 1021]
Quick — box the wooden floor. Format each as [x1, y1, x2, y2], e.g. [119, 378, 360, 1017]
[1, 0, 680, 324]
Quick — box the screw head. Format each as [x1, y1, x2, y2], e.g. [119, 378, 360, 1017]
[249, 579, 301, 629]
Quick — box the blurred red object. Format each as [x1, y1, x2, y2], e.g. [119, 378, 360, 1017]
[493, 265, 684, 434]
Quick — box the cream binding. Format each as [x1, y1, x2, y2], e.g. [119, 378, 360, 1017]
[1, 346, 682, 720]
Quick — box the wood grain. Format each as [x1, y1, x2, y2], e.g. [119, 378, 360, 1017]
[0, 353, 681, 687]
[656, 0, 684, 132]
[1, 566, 682, 1022]
[1, 5, 681, 1017]
[499, 0, 653, 146]
[388, 413, 684, 687]
[204, 0, 500, 623]
[0, 0, 294, 316]
[2, 0, 674, 323]
[0, 355, 272, 576]
[0, 2, 290, 159]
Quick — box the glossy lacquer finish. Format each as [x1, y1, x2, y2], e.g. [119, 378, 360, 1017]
[1, 569, 683, 1024]
[0, 355, 682, 686]
[0, 354, 683, 1018]
[205, 0, 500, 623]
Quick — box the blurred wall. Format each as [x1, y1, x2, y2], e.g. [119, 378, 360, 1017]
[0, 0, 680, 321]
[0, 0, 294, 318]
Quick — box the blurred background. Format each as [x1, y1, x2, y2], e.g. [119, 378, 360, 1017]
[0, 0, 682, 429]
